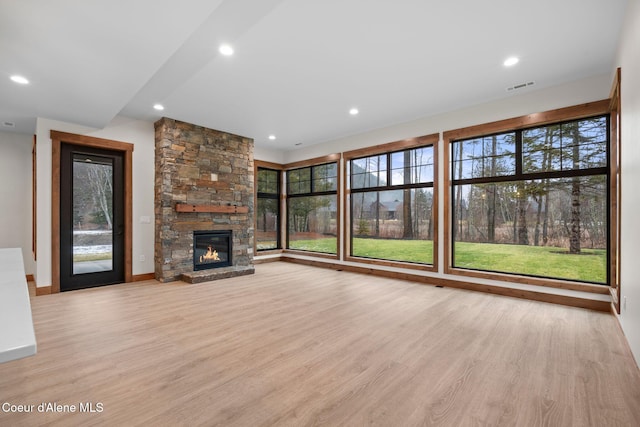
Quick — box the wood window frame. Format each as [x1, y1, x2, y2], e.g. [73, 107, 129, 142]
[50, 130, 133, 293]
[609, 68, 622, 313]
[343, 134, 439, 272]
[283, 154, 341, 260]
[442, 100, 613, 295]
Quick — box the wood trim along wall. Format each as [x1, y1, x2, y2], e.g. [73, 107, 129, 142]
[132, 273, 155, 282]
[283, 249, 339, 260]
[442, 100, 611, 142]
[609, 68, 622, 314]
[280, 257, 610, 312]
[343, 134, 439, 273]
[283, 153, 341, 170]
[51, 131, 135, 152]
[50, 130, 134, 293]
[51, 138, 61, 293]
[255, 160, 285, 171]
[253, 256, 281, 264]
[342, 134, 439, 160]
[444, 267, 609, 295]
[442, 100, 613, 294]
[35, 286, 52, 296]
[26, 274, 34, 282]
[343, 255, 436, 272]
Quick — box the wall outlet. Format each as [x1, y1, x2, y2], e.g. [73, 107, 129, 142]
[623, 295, 627, 311]
[139, 255, 146, 262]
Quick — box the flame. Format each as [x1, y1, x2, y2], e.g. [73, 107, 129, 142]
[199, 246, 221, 263]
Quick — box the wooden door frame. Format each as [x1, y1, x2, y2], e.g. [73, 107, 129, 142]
[51, 130, 133, 293]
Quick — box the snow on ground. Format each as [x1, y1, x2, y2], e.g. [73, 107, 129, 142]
[73, 230, 111, 235]
[73, 245, 112, 255]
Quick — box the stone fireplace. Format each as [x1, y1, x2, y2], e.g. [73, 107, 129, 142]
[154, 118, 254, 283]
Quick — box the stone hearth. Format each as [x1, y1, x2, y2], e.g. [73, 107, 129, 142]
[154, 118, 255, 282]
[179, 265, 255, 284]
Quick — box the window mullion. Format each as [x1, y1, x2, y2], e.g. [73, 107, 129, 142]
[515, 130, 523, 176]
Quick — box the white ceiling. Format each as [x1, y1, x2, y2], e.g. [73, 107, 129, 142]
[0, 0, 628, 151]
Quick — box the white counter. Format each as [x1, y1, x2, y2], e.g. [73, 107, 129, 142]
[0, 248, 37, 363]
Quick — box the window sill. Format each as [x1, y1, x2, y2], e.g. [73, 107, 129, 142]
[283, 249, 338, 260]
[444, 266, 609, 295]
[344, 256, 437, 273]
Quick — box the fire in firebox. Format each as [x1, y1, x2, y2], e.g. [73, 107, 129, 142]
[199, 246, 221, 263]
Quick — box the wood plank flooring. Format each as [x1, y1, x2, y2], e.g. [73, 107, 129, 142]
[1, 262, 639, 426]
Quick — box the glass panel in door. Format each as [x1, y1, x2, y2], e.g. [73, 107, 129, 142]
[72, 154, 114, 275]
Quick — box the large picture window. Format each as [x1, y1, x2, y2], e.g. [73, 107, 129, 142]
[286, 162, 338, 254]
[450, 116, 609, 284]
[348, 143, 436, 265]
[256, 167, 280, 251]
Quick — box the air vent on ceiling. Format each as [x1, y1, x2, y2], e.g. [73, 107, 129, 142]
[2, 121, 15, 128]
[506, 81, 535, 92]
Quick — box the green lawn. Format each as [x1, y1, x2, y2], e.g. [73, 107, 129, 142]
[454, 241, 606, 284]
[287, 237, 606, 284]
[289, 238, 337, 254]
[352, 238, 433, 264]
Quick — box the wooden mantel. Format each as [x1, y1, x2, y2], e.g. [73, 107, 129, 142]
[175, 204, 249, 214]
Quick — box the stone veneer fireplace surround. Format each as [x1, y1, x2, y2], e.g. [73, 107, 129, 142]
[154, 118, 255, 283]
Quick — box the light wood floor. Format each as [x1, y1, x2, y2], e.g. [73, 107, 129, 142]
[2, 263, 640, 426]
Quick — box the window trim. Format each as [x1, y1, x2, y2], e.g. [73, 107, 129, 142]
[343, 134, 439, 272]
[609, 68, 622, 313]
[283, 154, 341, 259]
[443, 100, 613, 294]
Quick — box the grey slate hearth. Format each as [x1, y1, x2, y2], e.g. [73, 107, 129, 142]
[180, 265, 255, 284]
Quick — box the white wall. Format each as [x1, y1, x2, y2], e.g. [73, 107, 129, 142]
[616, 0, 640, 366]
[0, 131, 35, 275]
[281, 73, 612, 164]
[35, 116, 155, 287]
[254, 144, 285, 164]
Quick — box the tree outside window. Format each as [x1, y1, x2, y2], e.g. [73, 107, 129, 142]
[450, 116, 609, 284]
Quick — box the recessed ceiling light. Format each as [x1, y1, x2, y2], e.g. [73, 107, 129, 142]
[153, 104, 164, 111]
[10, 75, 29, 85]
[503, 56, 519, 67]
[219, 44, 234, 56]
[268, 135, 276, 140]
[349, 108, 359, 115]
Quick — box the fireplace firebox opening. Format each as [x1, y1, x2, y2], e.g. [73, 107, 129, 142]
[193, 230, 232, 271]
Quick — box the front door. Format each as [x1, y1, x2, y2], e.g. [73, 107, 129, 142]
[59, 143, 125, 291]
